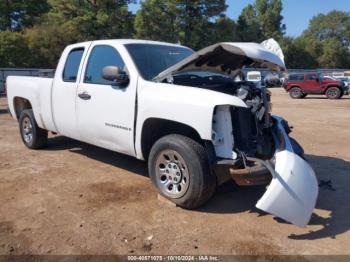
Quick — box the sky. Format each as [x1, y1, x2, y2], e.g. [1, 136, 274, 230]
[129, 0, 350, 37]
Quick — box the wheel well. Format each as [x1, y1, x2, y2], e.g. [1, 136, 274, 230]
[326, 85, 341, 91]
[13, 97, 32, 119]
[141, 118, 203, 160]
[289, 85, 301, 91]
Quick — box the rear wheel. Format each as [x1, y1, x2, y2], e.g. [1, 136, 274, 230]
[289, 87, 303, 99]
[19, 109, 48, 149]
[326, 87, 341, 99]
[148, 134, 216, 209]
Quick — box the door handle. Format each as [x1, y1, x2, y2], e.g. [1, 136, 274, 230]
[78, 92, 91, 100]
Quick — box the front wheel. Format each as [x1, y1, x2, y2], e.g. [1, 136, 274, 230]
[19, 109, 48, 149]
[148, 135, 216, 209]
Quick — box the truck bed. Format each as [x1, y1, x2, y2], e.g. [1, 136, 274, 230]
[6, 76, 56, 132]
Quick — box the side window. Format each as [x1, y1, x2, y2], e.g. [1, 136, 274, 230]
[297, 74, 304, 81]
[289, 75, 296, 81]
[307, 74, 317, 80]
[289, 74, 304, 81]
[63, 48, 84, 82]
[84, 45, 125, 85]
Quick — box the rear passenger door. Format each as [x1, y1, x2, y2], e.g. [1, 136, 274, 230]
[304, 73, 320, 93]
[52, 43, 91, 140]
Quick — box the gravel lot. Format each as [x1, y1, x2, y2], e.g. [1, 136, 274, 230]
[0, 89, 349, 255]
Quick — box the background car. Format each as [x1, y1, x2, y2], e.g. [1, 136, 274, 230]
[284, 72, 345, 99]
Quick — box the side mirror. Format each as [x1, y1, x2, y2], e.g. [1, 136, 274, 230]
[102, 66, 129, 85]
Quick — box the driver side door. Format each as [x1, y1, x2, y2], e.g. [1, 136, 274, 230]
[76, 44, 137, 156]
[304, 73, 321, 93]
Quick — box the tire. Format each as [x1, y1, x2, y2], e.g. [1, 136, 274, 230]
[289, 87, 303, 99]
[301, 94, 307, 98]
[148, 134, 216, 209]
[326, 86, 341, 99]
[19, 109, 48, 149]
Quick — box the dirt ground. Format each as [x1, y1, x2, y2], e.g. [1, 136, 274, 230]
[0, 89, 349, 255]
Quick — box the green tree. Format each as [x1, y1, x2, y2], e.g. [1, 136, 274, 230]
[0, 0, 50, 31]
[134, 0, 228, 49]
[237, 4, 262, 41]
[211, 15, 238, 43]
[0, 30, 30, 67]
[307, 10, 350, 46]
[237, 0, 285, 41]
[296, 10, 350, 68]
[25, 24, 78, 67]
[280, 37, 318, 69]
[24, 0, 135, 67]
[134, 0, 178, 43]
[255, 0, 285, 39]
[45, 0, 135, 40]
[176, 0, 227, 48]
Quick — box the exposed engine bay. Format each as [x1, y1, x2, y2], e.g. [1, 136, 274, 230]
[169, 70, 276, 162]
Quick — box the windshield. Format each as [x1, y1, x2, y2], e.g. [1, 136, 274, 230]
[321, 76, 335, 80]
[125, 43, 193, 80]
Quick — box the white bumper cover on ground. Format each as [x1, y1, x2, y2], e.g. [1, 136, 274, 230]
[256, 117, 319, 227]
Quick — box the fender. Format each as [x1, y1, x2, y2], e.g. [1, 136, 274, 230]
[287, 85, 301, 92]
[134, 79, 247, 159]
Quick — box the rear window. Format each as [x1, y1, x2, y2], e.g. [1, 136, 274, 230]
[63, 48, 84, 82]
[289, 74, 304, 81]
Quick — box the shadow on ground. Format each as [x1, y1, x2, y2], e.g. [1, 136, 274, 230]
[0, 109, 9, 114]
[304, 96, 350, 100]
[45, 135, 148, 177]
[287, 154, 350, 240]
[45, 136, 350, 240]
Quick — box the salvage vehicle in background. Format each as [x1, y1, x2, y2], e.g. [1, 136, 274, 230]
[6, 39, 318, 227]
[336, 77, 350, 95]
[284, 72, 345, 99]
[246, 71, 262, 82]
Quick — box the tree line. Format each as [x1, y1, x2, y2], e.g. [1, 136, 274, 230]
[0, 0, 349, 69]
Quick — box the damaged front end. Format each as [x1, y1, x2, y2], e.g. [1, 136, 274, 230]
[211, 84, 318, 227]
[154, 40, 318, 227]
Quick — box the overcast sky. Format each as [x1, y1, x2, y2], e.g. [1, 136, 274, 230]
[129, 0, 350, 37]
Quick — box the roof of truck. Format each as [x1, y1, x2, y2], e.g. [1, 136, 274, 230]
[70, 39, 191, 49]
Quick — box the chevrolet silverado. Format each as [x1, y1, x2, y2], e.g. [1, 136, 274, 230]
[6, 39, 318, 227]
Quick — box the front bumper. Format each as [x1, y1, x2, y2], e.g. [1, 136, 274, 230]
[214, 116, 319, 227]
[256, 116, 318, 227]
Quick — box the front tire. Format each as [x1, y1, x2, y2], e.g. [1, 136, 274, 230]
[326, 87, 341, 99]
[148, 135, 216, 209]
[19, 109, 48, 149]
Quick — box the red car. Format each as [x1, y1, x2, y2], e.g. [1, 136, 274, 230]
[284, 72, 345, 99]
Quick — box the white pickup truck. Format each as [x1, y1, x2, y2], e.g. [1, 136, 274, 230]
[7, 39, 318, 227]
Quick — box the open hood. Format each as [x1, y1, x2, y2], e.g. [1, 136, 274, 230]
[154, 39, 286, 82]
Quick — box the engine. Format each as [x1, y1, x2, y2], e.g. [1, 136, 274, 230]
[172, 72, 276, 160]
